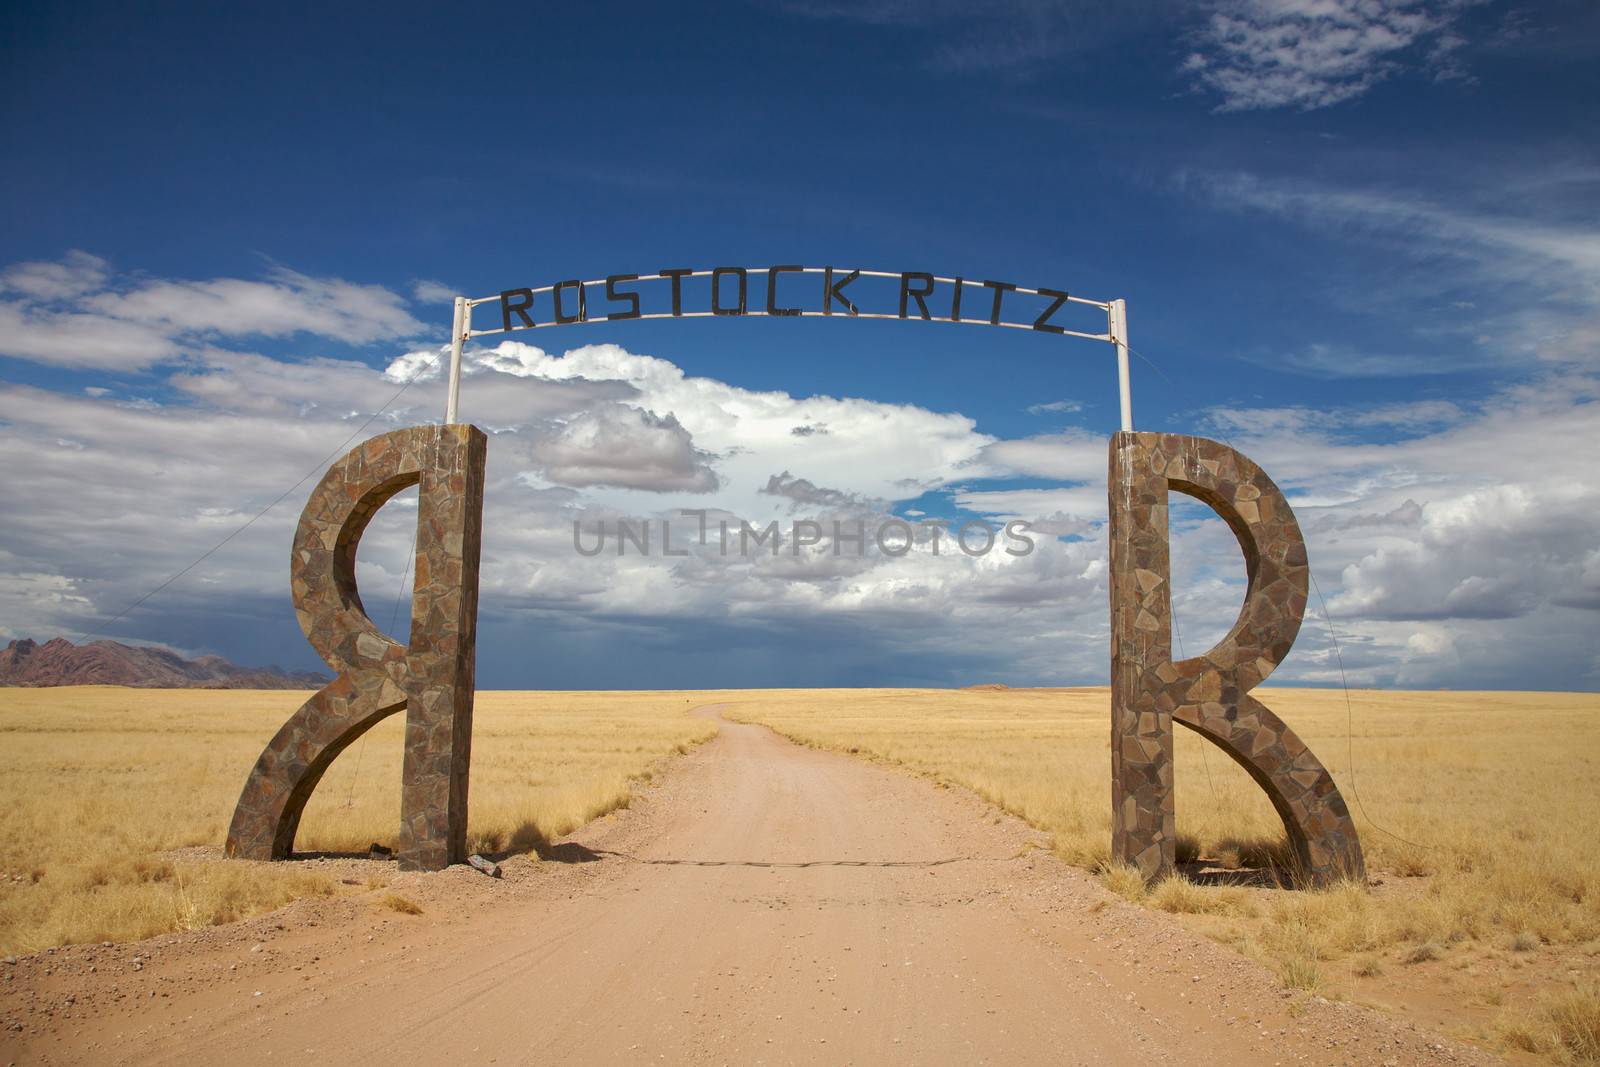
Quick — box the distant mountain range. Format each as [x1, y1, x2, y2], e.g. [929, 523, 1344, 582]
[0, 637, 327, 689]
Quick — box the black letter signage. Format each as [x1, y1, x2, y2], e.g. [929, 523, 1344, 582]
[552, 280, 586, 324]
[766, 265, 801, 317]
[606, 274, 641, 321]
[899, 272, 935, 321]
[500, 288, 535, 331]
[824, 267, 859, 316]
[711, 267, 747, 316]
[481, 267, 1095, 339]
[659, 268, 693, 316]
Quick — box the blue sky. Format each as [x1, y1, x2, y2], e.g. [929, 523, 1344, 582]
[1, 0, 1596, 690]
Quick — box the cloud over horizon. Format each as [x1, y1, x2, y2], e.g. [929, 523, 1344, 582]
[0, 253, 1594, 690]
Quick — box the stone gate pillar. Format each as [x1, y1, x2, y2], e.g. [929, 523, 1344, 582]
[1108, 431, 1363, 887]
[227, 423, 487, 871]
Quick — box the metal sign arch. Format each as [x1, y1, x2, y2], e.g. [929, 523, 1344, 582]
[225, 263, 1362, 887]
[443, 265, 1134, 432]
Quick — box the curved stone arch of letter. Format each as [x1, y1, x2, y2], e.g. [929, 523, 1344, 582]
[226, 424, 486, 871]
[1109, 431, 1363, 886]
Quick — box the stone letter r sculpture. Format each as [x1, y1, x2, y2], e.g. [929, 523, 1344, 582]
[1108, 432, 1364, 887]
[226, 424, 487, 872]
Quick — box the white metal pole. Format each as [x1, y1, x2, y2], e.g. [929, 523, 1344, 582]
[445, 296, 467, 425]
[1111, 298, 1133, 432]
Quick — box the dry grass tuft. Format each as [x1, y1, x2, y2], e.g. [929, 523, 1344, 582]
[1403, 941, 1443, 964]
[1147, 873, 1204, 912]
[1546, 985, 1600, 1064]
[1099, 865, 1261, 918]
[1147, 873, 1256, 918]
[1174, 833, 1202, 865]
[378, 893, 422, 915]
[1097, 862, 1147, 903]
[0, 687, 715, 954]
[1278, 952, 1322, 992]
[1498, 984, 1600, 1064]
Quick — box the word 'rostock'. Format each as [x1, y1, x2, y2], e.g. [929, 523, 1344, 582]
[496, 267, 1084, 335]
[574, 514, 1038, 558]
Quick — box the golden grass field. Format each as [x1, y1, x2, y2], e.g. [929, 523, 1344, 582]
[1, 684, 1596, 1061]
[0, 687, 713, 956]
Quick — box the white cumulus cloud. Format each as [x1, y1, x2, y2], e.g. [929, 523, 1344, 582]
[0, 254, 428, 371]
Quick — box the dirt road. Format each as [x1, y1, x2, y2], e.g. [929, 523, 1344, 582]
[3, 708, 1493, 1065]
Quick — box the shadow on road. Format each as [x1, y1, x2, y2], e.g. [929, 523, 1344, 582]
[558, 849, 1003, 869]
[536, 841, 609, 864]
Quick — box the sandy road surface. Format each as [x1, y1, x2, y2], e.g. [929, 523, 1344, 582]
[3, 708, 1495, 1066]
